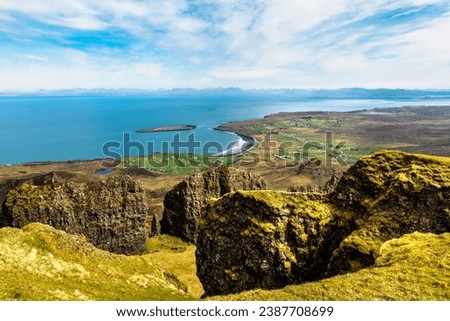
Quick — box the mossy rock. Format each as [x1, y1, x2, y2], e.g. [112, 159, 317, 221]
[161, 166, 266, 244]
[209, 232, 450, 301]
[328, 151, 450, 275]
[2, 176, 149, 255]
[196, 151, 450, 296]
[196, 190, 351, 296]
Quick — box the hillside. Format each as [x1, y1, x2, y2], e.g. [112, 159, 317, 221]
[0, 151, 449, 301]
[196, 151, 450, 297]
[0, 223, 193, 301]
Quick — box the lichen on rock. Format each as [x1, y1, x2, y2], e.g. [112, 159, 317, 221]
[1, 175, 149, 255]
[161, 166, 266, 243]
[327, 151, 450, 275]
[196, 190, 350, 296]
[196, 151, 450, 296]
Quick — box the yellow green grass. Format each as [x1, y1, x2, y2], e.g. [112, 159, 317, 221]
[0, 223, 194, 301]
[1, 224, 448, 301]
[209, 232, 450, 301]
[146, 235, 204, 298]
[121, 153, 232, 175]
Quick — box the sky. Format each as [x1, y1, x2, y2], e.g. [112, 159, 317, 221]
[0, 0, 450, 91]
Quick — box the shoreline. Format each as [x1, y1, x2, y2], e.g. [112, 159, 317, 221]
[0, 131, 257, 167]
[211, 128, 257, 157]
[3, 104, 450, 167]
[135, 124, 197, 133]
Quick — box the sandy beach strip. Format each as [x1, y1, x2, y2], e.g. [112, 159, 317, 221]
[212, 132, 256, 157]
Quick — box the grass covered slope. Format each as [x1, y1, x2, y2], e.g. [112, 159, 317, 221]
[210, 232, 450, 301]
[146, 235, 204, 298]
[0, 223, 193, 301]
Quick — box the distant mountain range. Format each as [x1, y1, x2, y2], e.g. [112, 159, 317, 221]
[1, 87, 450, 100]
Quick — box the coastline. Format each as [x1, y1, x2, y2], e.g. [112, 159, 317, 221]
[211, 128, 257, 157]
[3, 104, 450, 166]
[0, 130, 257, 167]
[135, 124, 197, 133]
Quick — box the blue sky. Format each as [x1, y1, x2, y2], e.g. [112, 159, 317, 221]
[0, 0, 449, 91]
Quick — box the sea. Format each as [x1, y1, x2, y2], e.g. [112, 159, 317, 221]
[1, 94, 450, 165]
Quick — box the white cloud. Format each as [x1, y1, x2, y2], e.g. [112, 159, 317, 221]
[0, 0, 103, 29]
[209, 67, 281, 81]
[134, 62, 163, 78]
[23, 55, 48, 62]
[0, 0, 450, 90]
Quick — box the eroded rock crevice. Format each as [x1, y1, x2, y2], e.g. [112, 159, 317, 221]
[161, 166, 266, 244]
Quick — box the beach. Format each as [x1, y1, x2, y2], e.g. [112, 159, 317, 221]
[212, 132, 256, 157]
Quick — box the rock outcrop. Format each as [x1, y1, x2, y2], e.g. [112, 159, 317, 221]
[196, 151, 450, 296]
[2, 175, 148, 255]
[196, 190, 350, 296]
[161, 166, 266, 243]
[0, 172, 75, 227]
[327, 151, 450, 275]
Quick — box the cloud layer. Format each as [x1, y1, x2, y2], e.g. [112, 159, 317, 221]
[0, 0, 449, 90]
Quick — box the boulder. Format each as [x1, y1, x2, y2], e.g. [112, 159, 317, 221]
[196, 190, 350, 296]
[2, 175, 148, 255]
[327, 151, 450, 274]
[161, 166, 266, 243]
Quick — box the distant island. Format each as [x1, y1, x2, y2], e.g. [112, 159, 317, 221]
[135, 124, 197, 133]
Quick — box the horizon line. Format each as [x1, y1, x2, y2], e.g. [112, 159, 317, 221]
[2, 87, 450, 95]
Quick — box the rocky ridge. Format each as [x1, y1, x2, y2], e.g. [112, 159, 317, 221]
[196, 190, 350, 296]
[161, 166, 266, 243]
[0, 171, 75, 227]
[328, 151, 450, 274]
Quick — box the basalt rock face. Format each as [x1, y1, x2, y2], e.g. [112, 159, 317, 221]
[161, 166, 266, 243]
[196, 190, 351, 297]
[196, 151, 450, 296]
[2, 175, 148, 255]
[327, 151, 450, 275]
[0, 172, 75, 227]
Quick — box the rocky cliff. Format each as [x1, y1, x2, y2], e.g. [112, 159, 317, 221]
[196, 151, 450, 296]
[1, 175, 148, 255]
[0, 172, 75, 227]
[161, 166, 266, 243]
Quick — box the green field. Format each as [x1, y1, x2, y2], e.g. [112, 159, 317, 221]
[120, 153, 235, 175]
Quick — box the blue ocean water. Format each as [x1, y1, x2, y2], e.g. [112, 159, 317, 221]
[1, 95, 450, 165]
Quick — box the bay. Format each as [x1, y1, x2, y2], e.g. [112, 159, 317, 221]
[1, 94, 450, 165]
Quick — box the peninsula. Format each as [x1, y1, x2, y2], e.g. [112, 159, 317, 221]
[136, 124, 197, 133]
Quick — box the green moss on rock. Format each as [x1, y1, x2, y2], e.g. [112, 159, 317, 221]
[209, 232, 450, 301]
[161, 167, 266, 243]
[196, 151, 450, 297]
[196, 190, 349, 296]
[328, 151, 450, 275]
[2, 176, 149, 255]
